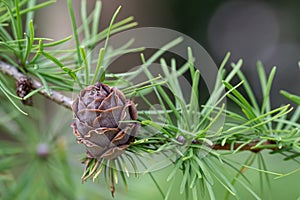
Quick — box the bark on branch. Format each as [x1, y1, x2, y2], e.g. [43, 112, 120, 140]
[0, 61, 72, 110]
[212, 140, 277, 152]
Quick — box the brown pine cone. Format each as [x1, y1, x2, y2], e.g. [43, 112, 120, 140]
[71, 82, 139, 160]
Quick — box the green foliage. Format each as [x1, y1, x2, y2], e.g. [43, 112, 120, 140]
[0, 0, 299, 200]
[0, 0, 139, 112]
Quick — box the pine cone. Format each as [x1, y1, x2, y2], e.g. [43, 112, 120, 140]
[72, 82, 139, 160]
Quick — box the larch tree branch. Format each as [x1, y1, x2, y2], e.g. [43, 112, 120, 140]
[0, 61, 289, 153]
[0, 61, 73, 110]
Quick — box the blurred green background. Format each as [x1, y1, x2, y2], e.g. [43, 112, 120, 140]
[1, 0, 299, 199]
[35, 0, 300, 106]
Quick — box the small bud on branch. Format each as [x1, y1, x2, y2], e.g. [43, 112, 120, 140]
[0, 61, 72, 110]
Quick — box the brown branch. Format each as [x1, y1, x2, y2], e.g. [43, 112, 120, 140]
[0, 61, 73, 110]
[212, 140, 278, 153]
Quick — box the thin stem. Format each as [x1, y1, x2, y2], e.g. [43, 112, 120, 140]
[0, 61, 72, 110]
[212, 140, 277, 152]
